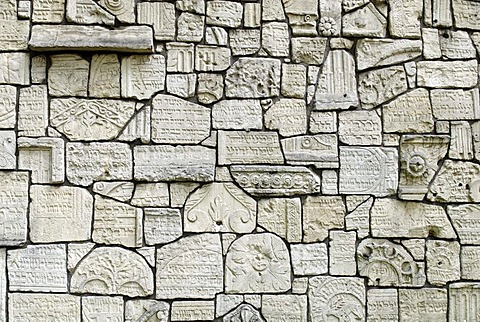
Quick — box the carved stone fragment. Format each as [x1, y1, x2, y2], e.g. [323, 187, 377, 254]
[389, 0, 422, 38]
[121, 54, 165, 99]
[339, 110, 382, 145]
[257, 198, 302, 243]
[156, 234, 223, 299]
[9, 293, 80, 321]
[448, 204, 480, 244]
[0, 249, 4, 322]
[223, 304, 265, 322]
[0, 20, 29, 51]
[93, 181, 134, 202]
[265, 99, 307, 137]
[213, 100, 262, 130]
[417, 60, 478, 88]
[66, 0, 114, 25]
[452, 0, 480, 30]
[431, 88, 480, 120]
[167, 74, 196, 98]
[171, 301, 214, 321]
[459, 246, 479, 279]
[262, 295, 307, 322]
[32, 0, 65, 22]
[226, 233, 291, 293]
[356, 39, 422, 70]
[0, 131, 15, 170]
[118, 105, 151, 144]
[71, 246, 154, 297]
[137, 2, 175, 40]
[291, 243, 327, 275]
[195, 45, 231, 72]
[67, 242, 95, 272]
[206, 1, 242, 27]
[303, 196, 345, 242]
[329, 230, 356, 275]
[262, 22, 290, 57]
[399, 288, 447, 322]
[198, 73, 224, 104]
[230, 165, 321, 196]
[98, 0, 135, 23]
[367, 289, 398, 322]
[291, 37, 327, 65]
[449, 283, 480, 322]
[0, 85, 16, 128]
[343, 3, 386, 37]
[282, 0, 318, 35]
[131, 183, 169, 207]
[177, 13, 204, 42]
[89, 56, 121, 97]
[184, 183, 256, 233]
[144, 208, 182, 245]
[82, 296, 124, 322]
[49, 54, 89, 97]
[426, 240, 460, 286]
[450, 121, 474, 160]
[125, 300, 169, 322]
[0, 52, 29, 85]
[309, 111, 337, 133]
[345, 197, 372, 239]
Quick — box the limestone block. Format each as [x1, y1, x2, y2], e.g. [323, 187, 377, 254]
[401, 239, 426, 261]
[371, 198, 456, 238]
[137, 2, 175, 41]
[66, 0, 115, 25]
[319, 0, 341, 36]
[292, 278, 308, 294]
[118, 105, 151, 144]
[121, 54, 165, 99]
[226, 233, 291, 293]
[417, 60, 478, 88]
[67, 142, 132, 186]
[49, 54, 89, 97]
[225, 58, 281, 98]
[156, 234, 223, 299]
[339, 146, 398, 196]
[92, 181, 134, 202]
[18, 85, 48, 137]
[125, 300, 169, 322]
[9, 293, 80, 321]
[345, 197, 372, 238]
[282, 0, 317, 35]
[262, 295, 307, 322]
[229, 29, 260, 56]
[291, 37, 327, 65]
[166, 43, 194, 73]
[0, 131, 15, 169]
[343, 3, 386, 37]
[231, 165, 321, 196]
[170, 183, 199, 208]
[88, 54, 121, 98]
[131, 183, 169, 207]
[452, 0, 480, 30]
[338, 110, 382, 145]
[31, 55, 47, 84]
[0, 52, 29, 85]
[431, 88, 480, 120]
[426, 240, 460, 286]
[309, 111, 337, 133]
[82, 296, 124, 322]
[399, 288, 447, 322]
[50, 98, 135, 141]
[8, 244, 67, 292]
[389, 0, 422, 38]
[67, 242, 95, 272]
[450, 121, 474, 160]
[171, 301, 214, 321]
[198, 73, 224, 104]
[224, 304, 264, 322]
[356, 38, 422, 70]
[71, 246, 154, 297]
[0, 20, 29, 50]
[281, 64, 306, 98]
[357, 239, 426, 287]
[439, 30, 476, 59]
[216, 294, 243, 317]
[290, 243, 327, 275]
[0, 0, 17, 20]
[321, 170, 338, 194]
[422, 28, 442, 58]
[98, 0, 135, 23]
[367, 289, 398, 322]
[0, 85, 16, 128]
[195, 45, 231, 71]
[32, 0, 65, 22]
[262, 22, 290, 57]
[262, 0, 285, 21]
[184, 183, 256, 233]
[309, 276, 365, 322]
[303, 196, 345, 242]
[448, 204, 480, 245]
[166, 74, 196, 98]
[449, 283, 480, 322]
[257, 198, 302, 243]
[244, 3, 261, 27]
[265, 99, 307, 137]
[329, 230, 356, 275]
[212, 100, 262, 130]
[93, 196, 142, 248]
[0, 171, 29, 246]
[176, 0, 204, 14]
[206, 1, 242, 27]
[358, 66, 408, 109]
[0, 249, 4, 322]
[205, 27, 228, 46]
[29, 25, 154, 53]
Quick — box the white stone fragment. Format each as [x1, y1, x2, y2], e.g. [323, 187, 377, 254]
[0, 20, 29, 51]
[49, 54, 89, 97]
[171, 301, 215, 321]
[309, 111, 337, 133]
[216, 294, 243, 317]
[452, 0, 480, 30]
[262, 295, 307, 322]
[389, 0, 422, 38]
[156, 234, 223, 299]
[8, 244, 67, 292]
[82, 296, 124, 322]
[32, 0, 65, 22]
[449, 283, 480, 322]
[400, 289, 447, 321]
[66, 0, 115, 25]
[282, 134, 339, 168]
[137, 2, 175, 41]
[319, 0, 341, 36]
[431, 88, 480, 120]
[422, 28, 442, 59]
[176, 0, 204, 14]
[205, 27, 228, 46]
[448, 204, 480, 245]
[303, 196, 345, 242]
[291, 243, 327, 275]
[195, 45, 231, 71]
[118, 105, 151, 144]
[0, 249, 4, 322]
[197, 73, 224, 104]
[67, 242, 95, 272]
[262, 22, 290, 57]
[121, 54, 165, 99]
[184, 183, 256, 233]
[338, 110, 382, 145]
[291, 37, 327, 65]
[356, 38, 422, 70]
[367, 289, 398, 322]
[144, 208, 182, 245]
[206, 1, 243, 27]
[265, 99, 307, 136]
[9, 293, 80, 321]
[125, 300, 169, 322]
[0, 52, 29, 85]
[98, 0, 135, 23]
[257, 198, 302, 243]
[282, 0, 318, 35]
[281, 64, 306, 98]
[450, 121, 474, 160]
[67, 142, 132, 186]
[417, 60, 478, 88]
[170, 183, 199, 208]
[0, 85, 16, 128]
[0, 131, 15, 169]
[345, 197, 372, 239]
[177, 13, 204, 42]
[71, 246, 154, 297]
[461, 247, 480, 279]
[292, 278, 308, 294]
[88, 54, 121, 98]
[343, 3, 386, 37]
[131, 183, 169, 207]
[212, 100, 262, 130]
[439, 30, 476, 59]
[426, 240, 460, 286]
[226, 233, 291, 293]
[329, 230, 356, 276]
[92, 181, 134, 202]
[166, 43, 195, 73]
[166, 74, 196, 98]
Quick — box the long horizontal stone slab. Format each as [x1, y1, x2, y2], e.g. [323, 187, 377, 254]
[29, 25, 154, 53]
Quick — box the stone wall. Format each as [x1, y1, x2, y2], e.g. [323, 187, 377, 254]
[1, 0, 480, 320]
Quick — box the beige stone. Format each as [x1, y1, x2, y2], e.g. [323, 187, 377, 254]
[9, 293, 80, 321]
[338, 110, 382, 145]
[66, 0, 114, 25]
[400, 289, 447, 321]
[92, 181, 134, 202]
[229, 29, 260, 56]
[265, 99, 307, 136]
[125, 300, 169, 322]
[257, 198, 302, 242]
[49, 54, 89, 97]
[137, 2, 175, 40]
[417, 60, 478, 88]
[82, 296, 124, 322]
[177, 13, 204, 42]
[290, 243, 327, 275]
[0, 131, 15, 169]
[303, 196, 345, 242]
[166, 43, 195, 73]
[67, 242, 95, 272]
[329, 230, 356, 275]
[33, 0, 65, 22]
[431, 88, 480, 120]
[449, 283, 480, 322]
[144, 208, 182, 245]
[291, 37, 327, 65]
[212, 100, 262, 130]
[426, 240, 460, 286]
[262, 295, 307, 322]
[131, 183, 169, 207]
[0, 85, 16, 128]
[206, 1, 242, 27]
[171, 301, 214, 321]
[448, 204, 480, 244]
[389, 0, 422, 38]
[343, 3, 386, 37]
[356, 38, 422, 70]
[121, 54, 165, 99]
[367, 289, 398, 322]
[0, 52, 29, 85]
[166, 74, 196, 98]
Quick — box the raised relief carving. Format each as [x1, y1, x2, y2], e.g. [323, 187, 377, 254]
[32, 0, 65, 22]
[184, 183, 256, 233]
[230, 29, 261, 56]
[450, 121, 474, 160]
[9, 293, 80, 321]
[0, 19, 29, 51]
[82, 296, 124, 322]
[315, 50, 358, 110]
[281, 63, 306, 98]
[319, 0, 341, 36]
[230, 165, 321, 196]
[356, 38, 422, 70]
[439, 30, 476, 59]
[262, 22, 290, 57]
[339, 110, 382, 145]
[0, 52, 29, 85]
[223, 304, 265, 322]
[426, 240, 460, 286]
[449, 283, 480, 322]
[89, 54, 121, 98]
[343, 3, 387, 37]
[125, 300, 169, 322]
[258, 198, 302, 243]
[18, 85, 48, 137]
[399, 135, 449, 200]
[389, 0, 422, 38]
[213, 100, 262, 130]
[131, 183, 169, 207]
[417, 60, 478, 88]
[431, 88, 480, 120]
[144, 208, 182, 245]
[66, 0, 115, 25]
[206, 1, 242, 28]
[198, 73, 224, 104]
[93, 181, 134, 202]
[195, 45, 231, 71]
[67, 242, 95, 272]
[452, 0, 480, 30]
[0, 131, 15, 169]
[49, 54, 89, 97]
[166, 43, 194, 73]
[156, 234, 223, 299]
[309, 111, 337, 133]
[282, 0, 318, 35]
[400, 289, 447, 322]
[0, 249, 4, 322]
[345, 196, 372, 238]
[225, 58, 281, 98]
[225, 233, 291, 293]
[244, 3, 261, 27]
[357, 238, 426, 287]
[303, 196, 345, 242]
[167, 73, 196, 98]
[282, 134, 338, 168]
[71, 246, 154, 297]
[329, 230, 356, 275]
[0, 171, 29, 246]
[262, 295, 307, 322]
[265, 99, 307, 137]
[121, 54, 165, 99]
[118, 105, 151, 144]
[291, 243, 327, 275]
[137, 2, 175, 40]
[460, 247, 480, 279]
[0, 85, 16, 128]
[309, 276, 365, 322]
[367, 289, 398, 322]
[51, 98, 135, 141]
[448, 204, 480, 244]
[171, 301, 215, 321]
[339, 146, 398, 196]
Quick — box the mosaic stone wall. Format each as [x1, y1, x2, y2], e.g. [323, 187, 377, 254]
[1, 0, 480, 320]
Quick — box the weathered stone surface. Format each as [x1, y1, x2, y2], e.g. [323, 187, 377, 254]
[32, 0, 65, 22]
[427, 160, 480, 202]
[67, 142, 132, 186]
[49, 54, 89, 97]
[291, 243, 327, 275]
[131, 183, 169, 207]
[0, 52, 29, 85]
[195, 45, 231, 71]
[18, 85, 48, 136]
[231, 165, 321, 196]
[118, 105, 151, 144]
[156, 234, 223, 299]
[184, 183, 256, 233]
[229, 29, 261, 56]
[0, 85, 16, 128]
[166, 73, 196, 98]
[226, 233, 291, 293]
[205, 27, 228, 46]
[383, 88, 434, 133]
[0, 20, 29, 51]
[309, 111, 337, 133]
[8, 244, 67, 292]
[343, 3, 386, 37]
[400, 288, 447, 322]
[134, 145, 215, 182]
[216, 294, 243, 317]
[151, 94, 210, 144]
[357, 239, 426, 287]
[166, 43, 194, 73]
[51, 98, 135, 141]
[431, 88, 480, 120]
[0, 132, 15, 170]
[417, 60, 478, 88]
[177, 13, 204, 42]
[448, 204, 480, 244]
[367, 289, 398, 322]
[452, 0, 480, 30]
[0, 249, 4, 321]
[449, 283, 480, 322]
[223, 304, 264, 322]
[93, 181, 134, 202]
[439, 30, 476, 59]
[399, 135, 449, 200]
[358, 66, 408, 109]
[262, 22, 290, 57]
[176, 0, 204, 14]
[30, 185, 92, 243]
[0, 171, 29, 246]
[197, 73, 224, 104]
[281, 64, 306, 98]
[339, 146, 398, 196]
[356, 39, 422, 70]
[450, 121, 474, 160]
[82, 296, 123, 322]
[29, 25, 154, 53]
[206, 1, 242, 27]
[125, 300, 169, 322]
[9, 293, 80, 321]
[309, 276, 365, 322]
[329, 230, 356, 275]
[371, 199, 456, 238]
[97, 0, 135, 23]
[212, 100, 262, 130]
[321, 170, 338, 194]
[303, 196, 345, 242]
[265, 99, 307, 136]
[282, 0, 317, 35]
[71, 246, 154, 297]
[389, 0, 422, 38]
[339, 110, 382, 145]
[262, 295, 307, 322]
[93, 196, 142, 248]
[171, 301, 214, 321]
[426, 240, 460, 286]
[244, 3, 261, 27]
[225, 58, 280, 98]
[144, 208, 182, 245]
[67, 242, 95, 272]
[66, 0, 114, 25]
[257, 198, 302, 243]
[346, 197, 372, 238]
[121, 55, 165, 99]
[291, 37, 327, 64]
[315, 50, 358, 110]
[31, 55, 47, 84]
[137, 2, 175, 41]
